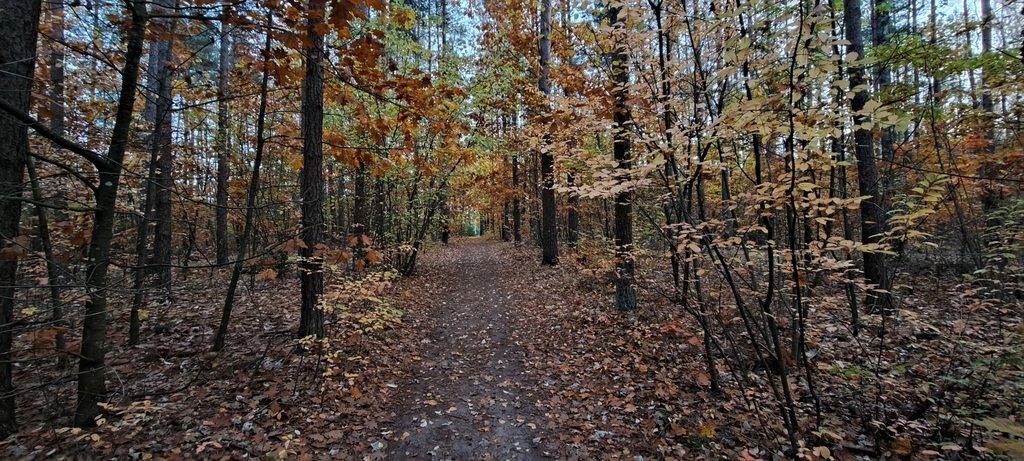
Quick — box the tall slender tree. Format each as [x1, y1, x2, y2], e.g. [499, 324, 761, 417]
[149, 0, 177, 292]
[298, 0, 327, 338]
[76, 1, 149, 427]
[872, 0, 895, 164]
[0, 0, 42, 438]
[978, 0, 1000, 212]
[845, 0, 890, 309]
[214, 11, 274, 351]
[48, 0, 65, 136]
[38, 1, 68, 356]
[215, 5, 233, 266]
[609, 0, 636, 310]
[539, 0, 559, 264]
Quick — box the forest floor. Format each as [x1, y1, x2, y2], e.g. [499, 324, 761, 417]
[2, 239, 1022, 460]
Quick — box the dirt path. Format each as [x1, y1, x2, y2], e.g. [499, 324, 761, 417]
[384, 240, 549, 460]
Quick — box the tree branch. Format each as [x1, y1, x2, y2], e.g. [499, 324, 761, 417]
[0, 98, 110, 169]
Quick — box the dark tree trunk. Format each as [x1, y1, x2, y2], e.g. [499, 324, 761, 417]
[48, 0, 65, 136]
[872, 0, 895, 163]
[129, 12, 175, 345]
[150, 1, 176, 293]
[845, 0, 890, 310]
[651, 0, 681, 288]
[567, 173, 579, 247]
[298, 0, 326, 338]
[353, 166, 367, 238]
[0, 0, 42, 438]
[830, 7, 861, 335]
[38, 0, 67, 359]
[128, 156, 156, 347]
[978, 0, 999, 213]
[215, 5, 233, 266]
[530, 151, 541, 244]
[76, 1, 148, 427]
[511, 150, 522, 243]
[440, 193, 450, 244]
[560, 0, 578, 250]
[213, 11, 272, 351]
[26, 159, 65, 357]
[351, 164, 368, 265]
[538, 0, 558, 264]
[372, 177, 386, 244]
[128, 33, 178, 344]
[335, 169, 347, 236]
[609, 1, 636, 310]
[502, 201, 512, 241]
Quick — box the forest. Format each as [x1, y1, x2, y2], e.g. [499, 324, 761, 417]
[0, 0, 1022, 459]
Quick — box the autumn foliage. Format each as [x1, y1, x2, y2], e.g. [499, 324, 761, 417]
[0, 0, 1021, 458]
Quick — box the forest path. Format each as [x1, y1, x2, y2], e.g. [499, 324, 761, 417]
[384, 239, 548, 460]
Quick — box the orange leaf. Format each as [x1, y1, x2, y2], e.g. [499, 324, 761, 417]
[255, 269, 278, 281]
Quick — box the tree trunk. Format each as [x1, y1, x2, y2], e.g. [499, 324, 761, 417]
[372, 177, 386, 244]
[830, 6, 861, 335]
[76, 1, 148, 427]
[215, 6, 233, 266]
[651, 0, 682, 288]
[128, 9, 183, 341]
[961, 0, 979, 108]
[298, 0, 326, 338]
[845, 0, 890, 310]
[872, 0, 895, 163]
[530, 150, 541, 244]
[352, 164, 368, 265]
[609, 1, 636, 311]
[48, 0, 65, 136]
[440, 192, 451, 244]
[512, 149, 522, 244]
[128, 151, 156, 347]
[538, 0, 559, 264]
[979, 0, 999, 212]
[26, 159, 66, 357]
[0, 0, 42, 438]
[353, 166, 367, 238]
[213, 11, 272, 351]
[567, 173, 579, 247]
[38, 0, 67, 359]
[150, 0, 176, 293]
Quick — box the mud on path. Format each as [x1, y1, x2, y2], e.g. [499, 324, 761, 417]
[384, 239, 549, 460]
